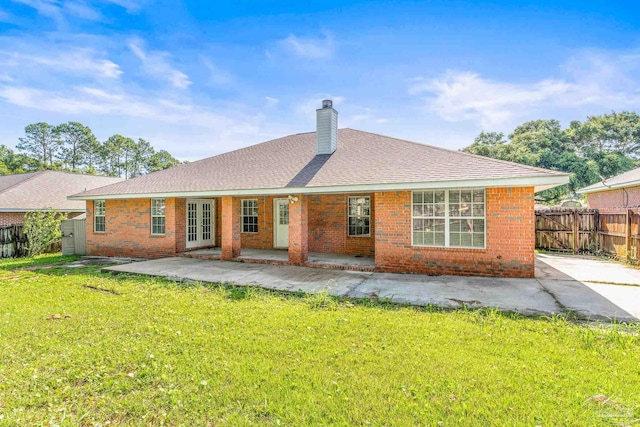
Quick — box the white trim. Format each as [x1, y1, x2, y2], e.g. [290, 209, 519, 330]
[185, 199, 213, 249]
[273, 198, 289, 248]
[411, 189, 487, 250]
[347, 195, 371, 237]
[241, 199, 259, 234]
[150, 198, 166, 236]
[579, 180, 640, 194]
[68, 175, 569, 201]
[93, 200, 106, 233]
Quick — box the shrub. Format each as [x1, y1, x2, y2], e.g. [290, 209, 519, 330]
[23, 209, 67, 256]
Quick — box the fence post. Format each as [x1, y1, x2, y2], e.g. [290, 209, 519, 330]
[627, 210, 633, 263]
[572, 210, 579, 254]
[11, 225, 17, 258]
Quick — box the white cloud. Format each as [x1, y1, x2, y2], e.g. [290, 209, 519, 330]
[12, 0, 64, 23]
[264, 96, 279, 108]
[0, 47, 123, 80]
[11, 0, 144, 23]
[202, 58, 234, 87]
[278, 31, 335, 60]
[0, 85, 200, 123]
[11, 0, 106, 25]
[63, 0, 103, 21]
[102, 0, 146, 13]
[0, 84, 285, 150]
[409, 49, 640, 127]
[129, 39, 191, 89]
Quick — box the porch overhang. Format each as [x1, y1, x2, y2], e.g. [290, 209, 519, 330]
[68, 174, 569, 201]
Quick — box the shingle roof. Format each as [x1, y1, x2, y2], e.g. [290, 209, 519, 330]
[0, 171, 122, 211]
[72, 128, 568, 198]
[579, 167, 640, 194]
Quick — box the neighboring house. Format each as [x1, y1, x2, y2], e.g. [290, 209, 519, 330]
[0, 171, 122, 226]
[579, 167, 640, 209]
[70, 100, 568, 278]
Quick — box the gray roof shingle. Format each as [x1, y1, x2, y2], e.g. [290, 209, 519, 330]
[0, 171, 122, 211]
[73, 128, 568, 198]
[579, 167, 640, 193]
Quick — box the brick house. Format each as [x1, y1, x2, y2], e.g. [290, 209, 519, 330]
[580, 167, 640, 209]
[70, 100, 568, 278]
[0, 171, 122, 226]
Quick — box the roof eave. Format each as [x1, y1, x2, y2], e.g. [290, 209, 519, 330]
[579, 179, 640, 194]
[68, 174, 570, 201]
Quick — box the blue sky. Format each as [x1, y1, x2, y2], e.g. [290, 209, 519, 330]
[0, 0, 639, 160]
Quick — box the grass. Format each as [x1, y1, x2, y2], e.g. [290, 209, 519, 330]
[0, 254, 639, 426]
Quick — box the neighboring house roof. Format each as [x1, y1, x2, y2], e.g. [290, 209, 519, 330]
[71, 128, 569, 200]
[579, 167, 640, 194]
[0, 171, 122, 212]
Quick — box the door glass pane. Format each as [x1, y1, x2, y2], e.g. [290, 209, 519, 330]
[279, 203, 289, 225]
[187, 203, 197, 242]
[202, 202, 211, 241]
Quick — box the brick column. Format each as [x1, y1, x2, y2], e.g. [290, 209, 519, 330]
[288, 195, 308, 265]
[221, 196, 241, 260]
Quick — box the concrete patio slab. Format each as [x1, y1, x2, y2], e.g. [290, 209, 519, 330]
[536, 254, 640, 320]
[103, 254, 640, 322]
[537, 253, 640, 286]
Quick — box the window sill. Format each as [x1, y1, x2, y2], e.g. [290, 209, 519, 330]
[150, 234, 166, 237]
[241, 231, 259, 234]
[348, 234, 371, 238]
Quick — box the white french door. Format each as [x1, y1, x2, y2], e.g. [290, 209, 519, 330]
[274, 198, 289, 248]
[186, 199, 214, 249]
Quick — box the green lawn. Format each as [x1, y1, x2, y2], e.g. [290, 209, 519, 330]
[0, 254, 639, 426]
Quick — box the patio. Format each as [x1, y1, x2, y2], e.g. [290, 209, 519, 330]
[181, 248, 376, 271]
[103, 253, 640, 322]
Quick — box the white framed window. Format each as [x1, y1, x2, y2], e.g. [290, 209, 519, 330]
[241, 199, 258, 233]
[151, 198, 166, 235]
[94, 200, 106, 233]
[412, 189, 485, 248]
[348, 196, 370, 236]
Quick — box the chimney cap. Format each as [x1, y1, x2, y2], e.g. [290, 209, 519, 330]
[321, 99, 333, 109]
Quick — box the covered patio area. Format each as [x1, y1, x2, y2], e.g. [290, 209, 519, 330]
[181, 248, 376, 272]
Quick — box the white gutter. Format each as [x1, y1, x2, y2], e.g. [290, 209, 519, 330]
[579, 180, 640, 194]
[68, 174, 569, 201]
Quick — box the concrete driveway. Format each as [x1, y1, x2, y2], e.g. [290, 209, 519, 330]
[103, 254, 640, 322]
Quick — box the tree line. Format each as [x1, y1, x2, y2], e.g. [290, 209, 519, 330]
[462, 111, 640, 203]
[1, 122, 182, 178]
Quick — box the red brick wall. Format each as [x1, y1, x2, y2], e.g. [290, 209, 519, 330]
[0, 212, 26, 226]
[374, 187, 535, 278]
[221, 196, 241, 260]
[175, 198, 186, 253]
[86, 198, 179, 259]
[308, 193, 375, 256]
[288, 195, 308, 264]
[587, 186, 640, 209]
[0, 211, 83, 226]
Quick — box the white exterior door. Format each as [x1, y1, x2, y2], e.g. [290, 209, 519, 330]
[186, 199, 214, 249]
[274, 199, 289, 248]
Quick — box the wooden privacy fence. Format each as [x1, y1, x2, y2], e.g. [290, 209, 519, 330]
[0, 225, 28, 258]
[535, 207, 640, 263]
